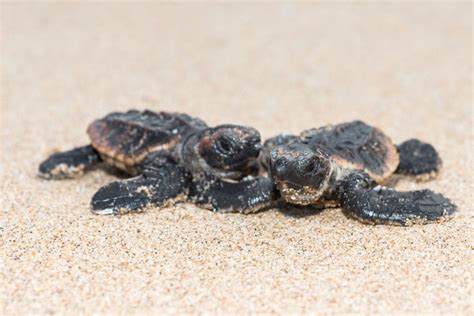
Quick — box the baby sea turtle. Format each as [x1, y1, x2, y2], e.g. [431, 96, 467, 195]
[39, 110, 275, 214]
[263, 121, 457, 225]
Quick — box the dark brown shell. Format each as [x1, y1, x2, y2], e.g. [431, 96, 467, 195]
[87, 110, 207, 171]
[299, 121, 399, 182]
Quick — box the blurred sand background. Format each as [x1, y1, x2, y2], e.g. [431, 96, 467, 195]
[2, 2, 472, 314]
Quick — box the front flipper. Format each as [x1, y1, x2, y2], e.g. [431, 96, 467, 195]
[91, 155, 190, 215]
[337, 172, 457, 225]
[190, 175, 276, 214]
[396, 139, 442, 181]
[39, 145, 101, 179]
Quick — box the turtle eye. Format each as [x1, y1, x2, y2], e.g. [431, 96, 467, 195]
[304, 160, 319, 174]
[216, 138, 233, 154]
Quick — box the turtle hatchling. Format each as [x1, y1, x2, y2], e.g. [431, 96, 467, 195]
[39, 110, 275, 214]
[263, 120, 457, 225]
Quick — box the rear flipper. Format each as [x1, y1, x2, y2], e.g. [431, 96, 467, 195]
[337, 172, 457, 225]
[38, 145, 101, 179]
[190, 175, 276, 214]
[91, 154, 190, 215]
[396, 139, 442, 181]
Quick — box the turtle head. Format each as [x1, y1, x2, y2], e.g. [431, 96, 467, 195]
[269, 143, 333, 205]
[197, 124, 262, 177]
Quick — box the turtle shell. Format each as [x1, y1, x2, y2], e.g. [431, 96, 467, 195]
[87, 110, 207, 173]
[299, 121, 399, 182]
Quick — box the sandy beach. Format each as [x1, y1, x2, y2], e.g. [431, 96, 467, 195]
[2, 3, 472, 314]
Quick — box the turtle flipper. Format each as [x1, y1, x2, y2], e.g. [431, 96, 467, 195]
[190, 175, 276, 214]
[337, 172, 457, 225]
[396, 139, 442, 180]
[91, 154, 190, 215]
[38, 145, 101, 179]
